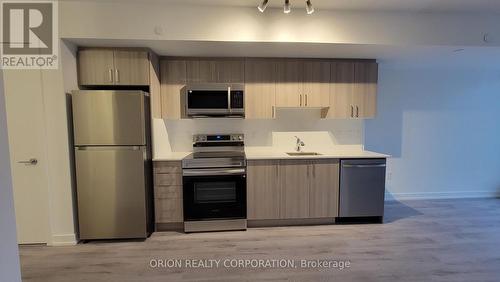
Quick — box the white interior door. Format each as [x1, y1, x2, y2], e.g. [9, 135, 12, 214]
[3, 70, 50, 244]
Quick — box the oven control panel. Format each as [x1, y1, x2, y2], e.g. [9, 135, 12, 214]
[193, 134, 244, 142]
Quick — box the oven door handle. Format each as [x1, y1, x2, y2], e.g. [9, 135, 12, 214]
[183, 168, 246, 177]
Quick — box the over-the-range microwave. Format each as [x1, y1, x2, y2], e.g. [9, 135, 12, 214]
[186, 83, 244, 118]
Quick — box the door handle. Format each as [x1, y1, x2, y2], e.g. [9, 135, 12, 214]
[351, 105, 354, 117]
[305, 94, 308, 106]
[299, 94, 302, 107]
[17, 158, 38, 165]
[108, 69, 113, 83]
[356, 106, 359, 118]
[115, 69, 120, 83]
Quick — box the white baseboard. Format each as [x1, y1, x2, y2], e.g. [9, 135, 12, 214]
[49, 233, 77, 246]
[385, 191, 499, 201]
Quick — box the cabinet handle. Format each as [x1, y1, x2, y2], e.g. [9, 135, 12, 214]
[351, 105, 354, 118]
[272, 106, 275, 118]
[305, 94, 308, 107]
[115, 69, 120, 83]
[108, 69, 113, 82]
[299, 94, 302, 107]
[356, 106, 359, 118]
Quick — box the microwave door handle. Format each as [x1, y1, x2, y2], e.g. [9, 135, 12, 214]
[227, 86, 231, 113]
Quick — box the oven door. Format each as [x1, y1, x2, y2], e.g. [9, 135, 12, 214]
[183, 168, 247, 221]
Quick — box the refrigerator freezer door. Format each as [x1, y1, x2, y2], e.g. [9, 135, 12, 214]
[75, 146, 147, 239]
[72, 90, 146, 146]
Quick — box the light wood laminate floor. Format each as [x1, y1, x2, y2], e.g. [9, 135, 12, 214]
[19, 198, 500, 282]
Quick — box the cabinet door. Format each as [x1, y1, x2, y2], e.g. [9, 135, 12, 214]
[217, 59, 245, 83]
[354, 62, 378, 119]
[244, 59, 276, 119]
[276, 60, 302, 107]
[161, 60, 187, 119]
[247, 160, 281, 220]
[113, 50, 150, 86]
[186, 59, 217, 83]
[327, 61, 355, 118]
[78, 49, 115, 86]
[309, 159, 339, 218]
[280, 160, 310, 219]
[303, 60, 330, 108]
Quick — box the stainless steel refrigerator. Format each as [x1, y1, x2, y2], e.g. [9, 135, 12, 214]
[71, 90, 153, 240]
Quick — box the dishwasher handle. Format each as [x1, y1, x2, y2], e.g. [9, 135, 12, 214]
[342, 164, 386, 168]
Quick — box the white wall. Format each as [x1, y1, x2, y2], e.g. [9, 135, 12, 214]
[0, 71, 22, 281]
[153, 109, 364, 156]
[365, 66, 500, 199]
[59, 1, 500, 47]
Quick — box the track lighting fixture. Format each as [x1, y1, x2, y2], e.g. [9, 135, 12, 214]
[258, 0, 269, 12]
[284, 0, 291, 14]
[257, 0, 315, 14]
[306, 0, 314, 14]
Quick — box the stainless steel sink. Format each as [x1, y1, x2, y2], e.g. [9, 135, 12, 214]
[286, 152, 322, 156]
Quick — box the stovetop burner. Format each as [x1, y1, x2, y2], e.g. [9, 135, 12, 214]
[182, 134, 246, 169]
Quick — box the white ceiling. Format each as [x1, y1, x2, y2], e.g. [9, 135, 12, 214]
[60, 0, 500, 13]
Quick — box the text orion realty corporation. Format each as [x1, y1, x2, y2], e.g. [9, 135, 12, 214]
[149, 259, 352, 270]
[1, 1, 58, 69]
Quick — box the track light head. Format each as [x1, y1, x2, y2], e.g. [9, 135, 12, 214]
[306, 0, 314, 14]
[258, 0, 269, 12]
[284, 0, 291, 14]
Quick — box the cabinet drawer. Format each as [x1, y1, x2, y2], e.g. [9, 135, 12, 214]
[154, 174, 182, 186]
[155, 198, 183, 223]
[154, 185, 182, 199]
[154, 162, 182, 174]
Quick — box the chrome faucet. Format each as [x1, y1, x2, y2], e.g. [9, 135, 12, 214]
[294, 136, 305, 152]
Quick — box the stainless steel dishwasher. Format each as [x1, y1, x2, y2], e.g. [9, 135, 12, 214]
[339, 159, 387, 222]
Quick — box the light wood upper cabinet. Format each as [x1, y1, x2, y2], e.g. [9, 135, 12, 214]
[113, 50, 150, 86]
[78, 49, 115, 86]
[244, 59, 276, 119]
[78, 49, 150, 86]
[276, 59, 330, 108]
[325, 60, 378, 119]
[186, 59, 244, 84]
[160, 60, 187, 119]
[276, 60, 302, 107]
[354, 62, 378, 119]
[309, 160, 339, 218]
[302, 60, 331, 108]
[280, 160, 310, 219]
[247, 160, 281, 220]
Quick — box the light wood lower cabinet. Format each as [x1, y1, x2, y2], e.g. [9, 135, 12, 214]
[247, 159, 340, 220]
[309, 159, 339, 218]
[153, 161, 183, 225]
[280, 160, 310, 219]
[246, 160, 280, 220]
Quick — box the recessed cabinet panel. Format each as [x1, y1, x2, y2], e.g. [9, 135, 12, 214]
[186, 59, 244, 84]
[247, 160, 281, 220]
[245, 59, 277, 119]
[161, 60, 187, 119]
[78, 49, 115, 86]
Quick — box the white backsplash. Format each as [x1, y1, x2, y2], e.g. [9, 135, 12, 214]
[152, 109, 364, 157]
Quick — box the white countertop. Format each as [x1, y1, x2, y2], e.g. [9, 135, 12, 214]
[153, 149, 389, 161]
[244, 148, 390, 160]
[153, 152, 191, 161]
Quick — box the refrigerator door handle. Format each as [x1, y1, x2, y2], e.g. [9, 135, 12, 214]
[76, 146, 143, 151]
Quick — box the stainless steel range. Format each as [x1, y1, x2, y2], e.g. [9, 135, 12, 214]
[182, 134, 247, 233]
